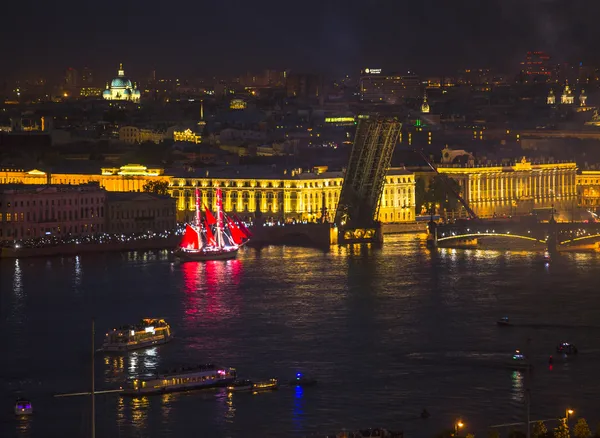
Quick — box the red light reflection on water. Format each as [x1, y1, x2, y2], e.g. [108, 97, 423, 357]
[181, 260, 242, 324]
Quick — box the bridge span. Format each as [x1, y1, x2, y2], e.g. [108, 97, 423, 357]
[430, 218, 600, 252]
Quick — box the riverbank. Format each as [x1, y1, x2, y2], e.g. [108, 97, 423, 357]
[0, 236, 180, 259]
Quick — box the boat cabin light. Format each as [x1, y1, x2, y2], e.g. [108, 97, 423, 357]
[145, 326, 155, 333]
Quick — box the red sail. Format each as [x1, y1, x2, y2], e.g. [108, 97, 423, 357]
[204, 204, 217, 225]
[204, 219, 216, 247]
[226, 216, 244, 245]
[234, 214, 253, 237]
[180, 224, 199, 250]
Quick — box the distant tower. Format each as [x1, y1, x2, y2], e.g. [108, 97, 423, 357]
[198, 100, 206, 128]
[421, 89, 430, 113]
[580, 89, 587, 107]
[547, 89, 555, 105]
[561, 82, 574, 104]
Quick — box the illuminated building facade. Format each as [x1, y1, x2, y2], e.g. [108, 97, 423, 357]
[577, 171, 600, 209]
[169, 168, 415, 224]
[561, 84, 574, 105]
[119, 126, 166, 144]
[173, 128, 201, 144]
[547, 89, 555, 105]
[103, 64, 141, 102]
[230, 99, 247, 110]
[437, 158, 578, 219]
[0, 165, 415, 224]
[0, 183, 106, 241]
[80, 87, 103, 98]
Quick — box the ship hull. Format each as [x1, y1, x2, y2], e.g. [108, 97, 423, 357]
[122, 377, 235, 396]
[175, 248, 239, 261]
[100, 335, 172, 353]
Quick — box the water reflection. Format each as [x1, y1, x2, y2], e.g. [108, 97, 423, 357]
[15, 415, 32, 436]
[73, 255, 82, 289]
[215, 391, 236, 424]
[130, 396, 150, 430]
[161, 392, 174, 422]
[181, 260, 242, 324]
[511, 370, 524, 403]
[292, 385, 305, 434]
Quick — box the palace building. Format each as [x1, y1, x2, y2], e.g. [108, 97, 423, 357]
[437, 157, 578, 219]
[0, 165, 416, 224]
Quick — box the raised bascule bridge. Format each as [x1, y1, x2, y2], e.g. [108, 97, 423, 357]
[334, 116, 402, 244]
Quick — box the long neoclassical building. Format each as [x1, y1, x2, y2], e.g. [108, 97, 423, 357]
[0, 165, 416, 224]
[437, 157, 578, 219]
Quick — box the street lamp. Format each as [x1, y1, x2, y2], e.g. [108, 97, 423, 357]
[565, 409, 574, 425]
[455, 419, 464, 436]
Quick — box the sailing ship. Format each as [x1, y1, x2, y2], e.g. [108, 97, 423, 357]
[175, 187, 252, 261]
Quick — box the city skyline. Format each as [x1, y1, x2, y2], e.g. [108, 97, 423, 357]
[3, 0, 600, 80]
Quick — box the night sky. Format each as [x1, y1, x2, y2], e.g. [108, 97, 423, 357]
[2, 0, 600, 80]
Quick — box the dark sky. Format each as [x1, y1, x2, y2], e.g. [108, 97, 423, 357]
[2, 0, 599, 81]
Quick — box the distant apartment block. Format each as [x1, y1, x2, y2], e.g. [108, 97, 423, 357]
[359, 69, 420, 103]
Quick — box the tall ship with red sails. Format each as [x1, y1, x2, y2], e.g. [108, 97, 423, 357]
[175, 187, 251, 261]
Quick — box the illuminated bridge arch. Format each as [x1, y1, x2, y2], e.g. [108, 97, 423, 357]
[437, 232, 546, 244]
[559, 233, 600, 245]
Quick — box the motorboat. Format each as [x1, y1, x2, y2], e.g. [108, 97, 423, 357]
[14, 399, 32, 416]
[289, 372, 317, 387]
[497, 316, 511, 326]
[506, 350, 532, 370]
[226, 379, 253, 392]
[227, 378, 278, 393]
[557, 342, 578, 355]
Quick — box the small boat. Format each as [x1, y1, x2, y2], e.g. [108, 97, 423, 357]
[100, 318, 172, 352]
[506, 350, 532, 370]
[497, 316, 511, 326]
[227, 378, 278, 393]
[15, 399, 32, 416]
[122, 363, 236, 396]
[289, 372, 317, 387]
[557, 342, 578, 355]
[226, 379, 253, 392]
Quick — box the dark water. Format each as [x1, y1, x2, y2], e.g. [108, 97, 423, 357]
[2, 235, 600, 438]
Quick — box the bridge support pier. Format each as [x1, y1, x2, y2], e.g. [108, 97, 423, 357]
[427, 220, 438, 248]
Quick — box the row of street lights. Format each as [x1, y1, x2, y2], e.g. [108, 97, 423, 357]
[452, 408, 574, 437]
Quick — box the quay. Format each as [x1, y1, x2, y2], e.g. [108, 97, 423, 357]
[0, 235, 180, 259]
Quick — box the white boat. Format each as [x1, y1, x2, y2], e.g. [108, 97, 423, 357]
[14, 399, 32, 416]
[175, 188, 251, 262]
[100, 318, 172, 352]
[122, 364, 237, 396]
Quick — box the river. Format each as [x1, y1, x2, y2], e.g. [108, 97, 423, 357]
[2, 234, 600, 438]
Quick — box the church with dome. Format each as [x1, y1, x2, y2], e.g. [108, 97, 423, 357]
[103, 64, 141, 102]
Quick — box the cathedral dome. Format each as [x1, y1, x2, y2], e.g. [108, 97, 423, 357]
[103, 88, 112, 98]
[111, 77, 132, 89]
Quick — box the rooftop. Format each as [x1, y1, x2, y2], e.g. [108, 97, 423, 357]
[0, 182, 103, 195]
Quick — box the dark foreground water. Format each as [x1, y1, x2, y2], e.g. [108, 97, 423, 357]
[2, 235, 600, 438]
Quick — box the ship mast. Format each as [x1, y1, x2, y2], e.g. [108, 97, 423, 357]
[195, 187, 203, 250]
[216, 187, 224, 248]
